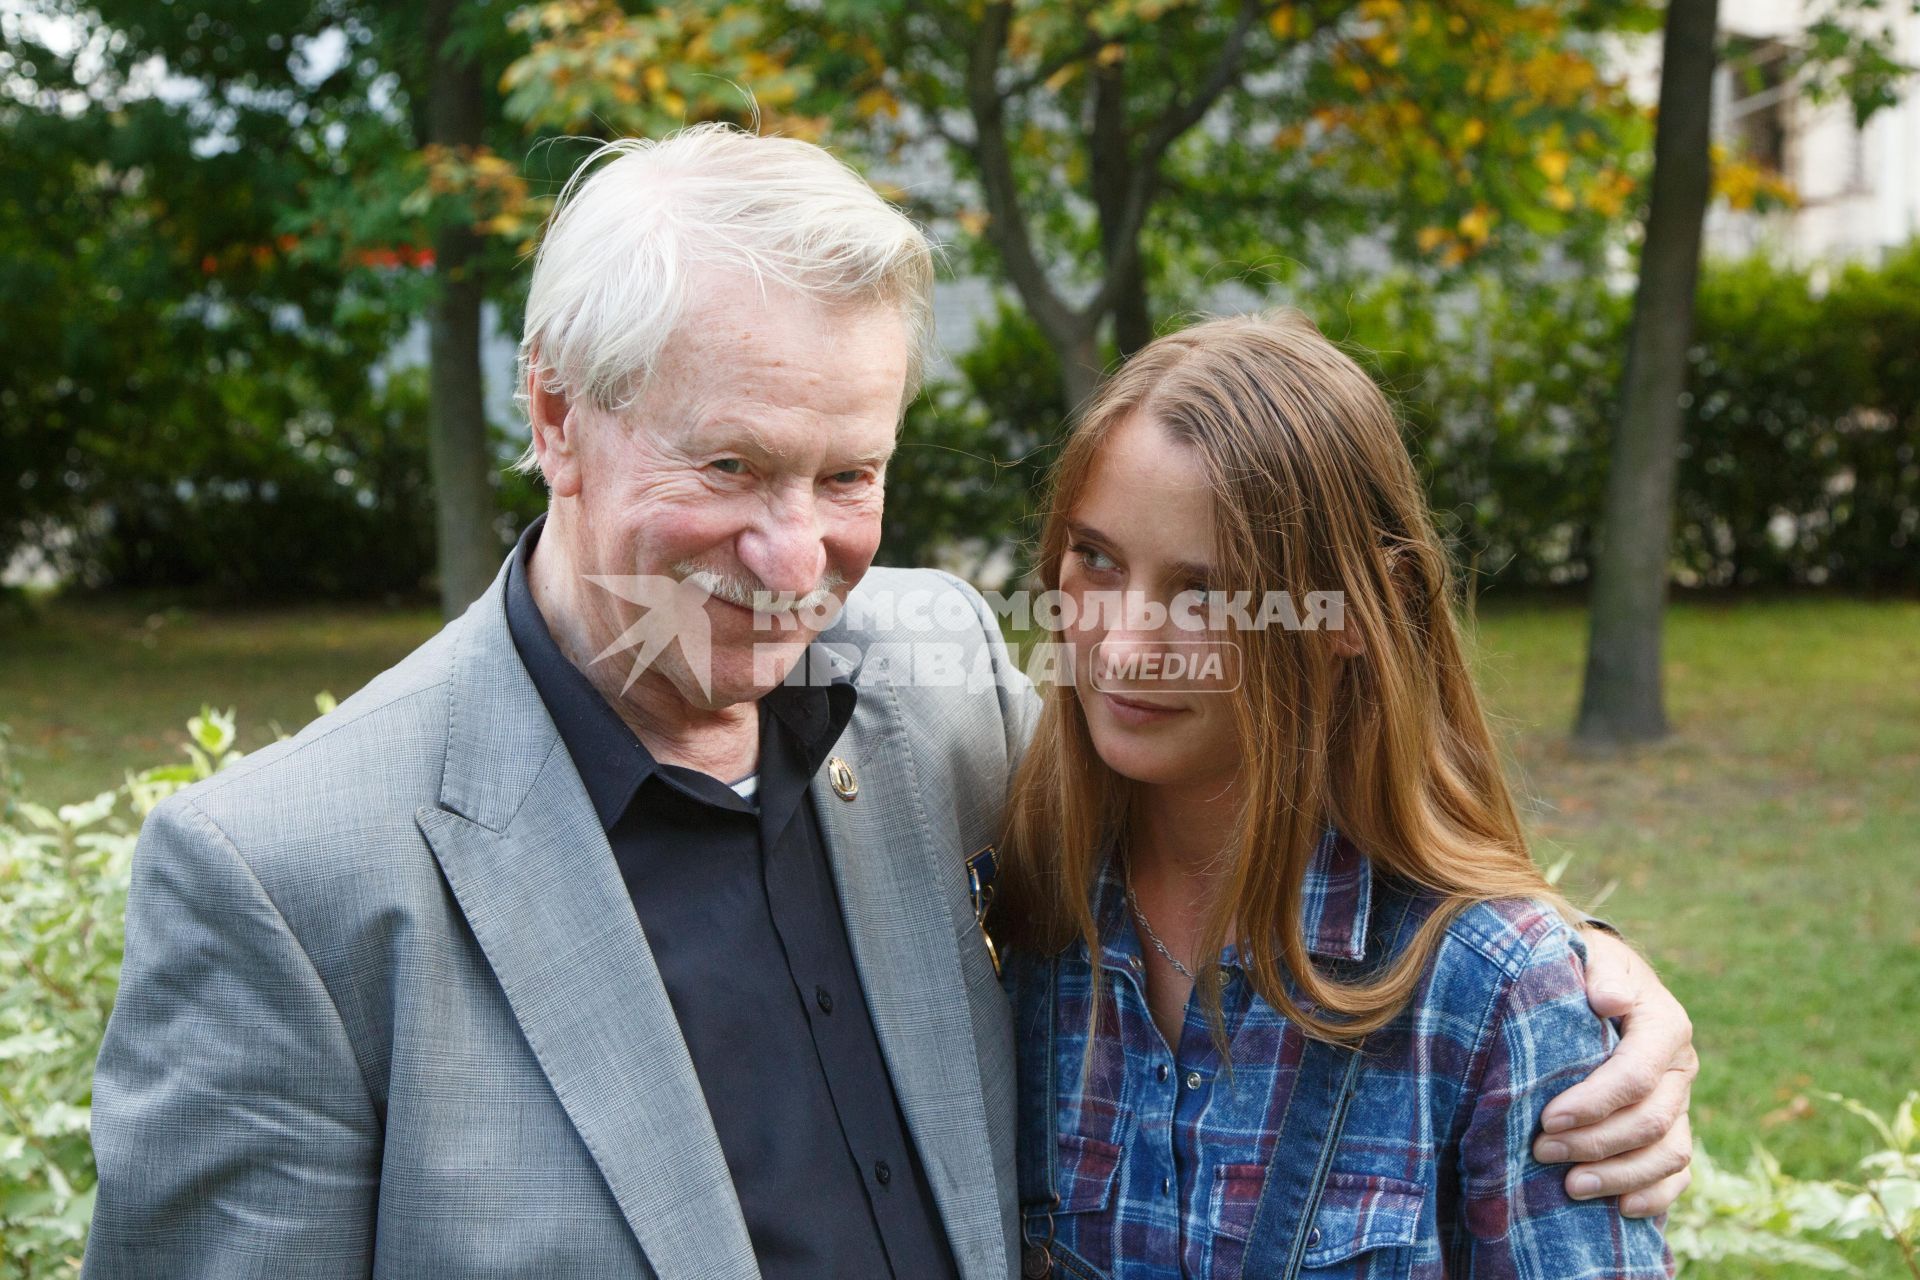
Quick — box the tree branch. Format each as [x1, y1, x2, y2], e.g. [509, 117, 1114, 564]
[999, 28, 1109, 101]
[1079, 0, 1268, 325]
[966, 1, 1085, 346]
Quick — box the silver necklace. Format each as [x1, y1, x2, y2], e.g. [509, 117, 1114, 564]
[1124, 866, 1199, 981]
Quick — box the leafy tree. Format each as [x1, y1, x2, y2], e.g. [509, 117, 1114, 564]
[2, 0, 544, 613]
[0, 6, 441, 597]
[512, 0, 1654, 418]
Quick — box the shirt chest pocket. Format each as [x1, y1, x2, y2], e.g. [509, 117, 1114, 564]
[1210, 1168, 1426, 1280]
[1027, 1132, 1122, 1280]
[1300, 1173, 1427, 1278]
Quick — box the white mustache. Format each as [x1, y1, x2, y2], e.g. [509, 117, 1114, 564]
[670, 562, 846, 615]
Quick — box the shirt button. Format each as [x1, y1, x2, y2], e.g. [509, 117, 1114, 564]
[1309, 1227, 1321, 1247]
[874, 1160, 892, 1186]
[1155, 1064, 1170, 1083]
[815, 986, 833, 1014]
[1185, 1071, 1204, 1090]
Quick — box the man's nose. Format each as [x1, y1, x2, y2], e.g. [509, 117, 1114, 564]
[736, 492, 827, 597]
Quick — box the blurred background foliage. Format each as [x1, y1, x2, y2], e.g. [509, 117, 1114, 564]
[7, 0, 1911, 603]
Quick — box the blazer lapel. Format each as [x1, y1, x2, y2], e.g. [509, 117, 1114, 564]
[810, 678, 1006, 1280]
[417, 570, 758, 1280]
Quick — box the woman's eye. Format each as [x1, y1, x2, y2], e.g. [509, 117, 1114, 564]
[828, 469, 866, 486]
[1072, 543, 1116, 573]
[708, 458, 747, 476]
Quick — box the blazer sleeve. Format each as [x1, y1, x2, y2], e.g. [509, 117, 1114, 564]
[83, 793, 381, 1279]
[933, 569, 1042, 770]
[1452, 922, 1675, 1280]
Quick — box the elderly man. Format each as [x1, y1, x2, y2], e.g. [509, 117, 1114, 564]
[84, 126, 1693, 1279]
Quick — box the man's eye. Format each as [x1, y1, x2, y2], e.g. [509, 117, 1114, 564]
[828, 470, 867, 485]
[708, 458, 747, 476]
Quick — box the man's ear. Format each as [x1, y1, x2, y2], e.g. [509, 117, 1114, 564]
[527, 365, 585, 499]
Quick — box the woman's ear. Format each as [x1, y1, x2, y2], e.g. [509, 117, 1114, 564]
[1329, 614, 1366, 660]
[527, 366, 584, 499]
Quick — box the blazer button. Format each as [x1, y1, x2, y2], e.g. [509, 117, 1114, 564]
[874, 1160, 892, 1186]
[815, 986, 833, 1014]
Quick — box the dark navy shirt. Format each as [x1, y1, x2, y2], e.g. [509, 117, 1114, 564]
[504, 516, 958, 1280]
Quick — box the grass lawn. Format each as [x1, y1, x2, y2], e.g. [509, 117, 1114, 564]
[1469, 595, 1920, 1279]
[2, 591, 1915, 1275]
[0, 595, 443, 801]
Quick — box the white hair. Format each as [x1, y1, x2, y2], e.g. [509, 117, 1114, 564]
[513, 125, 936, 473]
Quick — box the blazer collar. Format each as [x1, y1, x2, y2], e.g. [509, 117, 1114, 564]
[420, 556, 761, 1277]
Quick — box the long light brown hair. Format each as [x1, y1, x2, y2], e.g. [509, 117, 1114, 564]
[997, 309, 1566, 1042]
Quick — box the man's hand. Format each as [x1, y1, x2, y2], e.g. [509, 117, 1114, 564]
[1533, 928, 1697, 1218]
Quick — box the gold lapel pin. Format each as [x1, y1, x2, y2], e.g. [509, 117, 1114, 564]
[827, 756, 858, 801]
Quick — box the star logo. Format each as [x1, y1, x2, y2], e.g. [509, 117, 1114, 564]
[580, 573, 718, 698]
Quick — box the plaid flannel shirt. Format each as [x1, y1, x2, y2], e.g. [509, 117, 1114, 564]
[1010, 831, 1675, 1279]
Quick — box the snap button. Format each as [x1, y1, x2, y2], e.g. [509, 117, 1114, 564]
[1021, 1244, 1051, 1279]
[1308, 1227, 1321, 1247]
[1155, 1064, 1169, 1082]
[1185, 1071, 1203, 1090]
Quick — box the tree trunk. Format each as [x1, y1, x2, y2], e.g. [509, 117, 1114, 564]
[1089, 58, 1154, 359]
[1060, 333, 1105, 417]
[424, 0, 498, 617]
[1574, 0, 1721, 746]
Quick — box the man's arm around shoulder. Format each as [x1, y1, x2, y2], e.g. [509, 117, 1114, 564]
[85, 793, 380, 1279]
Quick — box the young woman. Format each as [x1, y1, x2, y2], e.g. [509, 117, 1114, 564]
[995, 311, 1675, 1279]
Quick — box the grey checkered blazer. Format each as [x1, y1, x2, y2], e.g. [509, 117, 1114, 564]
[83, 555, 1038, 1279]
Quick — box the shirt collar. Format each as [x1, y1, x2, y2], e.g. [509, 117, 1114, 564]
[1093, 826, 1374, 969]
[503, 513, 856, 830]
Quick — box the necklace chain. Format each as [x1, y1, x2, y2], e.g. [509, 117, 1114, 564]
[1123, 866, 1199, 981]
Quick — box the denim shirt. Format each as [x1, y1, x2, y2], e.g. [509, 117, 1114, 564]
[1005, 832, 1674, 1280]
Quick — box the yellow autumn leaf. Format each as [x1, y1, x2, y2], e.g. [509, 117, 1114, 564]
[1536, 149, 1569, 183]
[1097, 42, 1126, 67]
[1461, 117, 1486, 146]
[1457, 205, 1492, 244]
[643, 64, 667, 95]
[1545, 183, 1575, 211]
[1416, 225, 1448, 252]
[855, 88, 899, 119]
[957, 209, 990, 237]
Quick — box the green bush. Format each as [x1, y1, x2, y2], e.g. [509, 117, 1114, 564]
[0, 708, 250, 1277]
[1333, 244, 1920, 591]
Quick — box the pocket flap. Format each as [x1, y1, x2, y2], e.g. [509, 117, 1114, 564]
[1302, 1171, 1426, 1268]
[1055, 1131, 1122, 1213]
